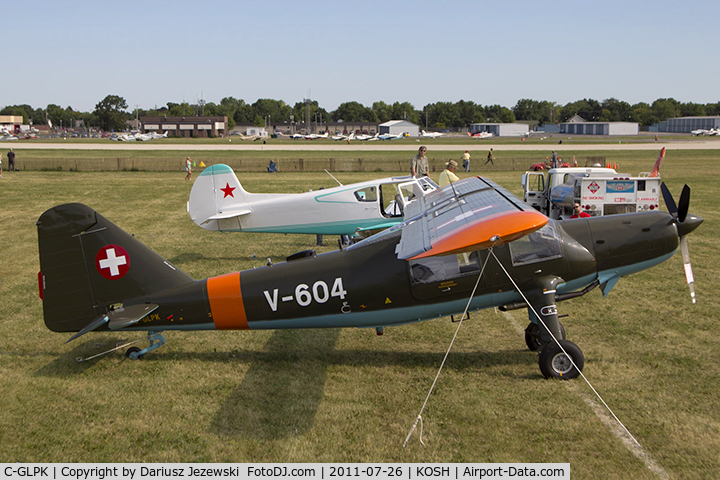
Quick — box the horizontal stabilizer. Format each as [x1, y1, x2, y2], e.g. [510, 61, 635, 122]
[203, 208, 252, 223]
[108, 304, 159, 330]
[65, 314, 110, 343]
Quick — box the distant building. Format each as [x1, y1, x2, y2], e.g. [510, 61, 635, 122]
[664, 116, 720, 133]
[140, 116, 228, 138]
[559, 115, 639, 135]
[379, 120, 420, 137]
[469, 123, 530, 137]
[0, 115, 23, 133]
[324, 121, 379, 135]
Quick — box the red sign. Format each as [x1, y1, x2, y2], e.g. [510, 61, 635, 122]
[588, 181, 600, 194]
[95, 245, 130, 280]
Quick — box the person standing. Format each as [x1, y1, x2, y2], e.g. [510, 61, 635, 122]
[570, 203, 591, 218]
[485, 148, 494, 165]
[7, 149, 15, 172]
[461, 150, 471, 172]
[185, 156, 192, 181]
[410, 146, 429, 177]
[439, 160, 460, 187]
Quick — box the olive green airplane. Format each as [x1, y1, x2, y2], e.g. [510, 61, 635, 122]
[36, 177, 701, 379]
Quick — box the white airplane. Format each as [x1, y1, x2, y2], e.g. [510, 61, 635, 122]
[0, 133, 18, 141]
[468, 131, 494, 139]
[380, 132, 406, 140]
[691, 129, 709, 136]
[420, 130, 443, 138]
[331, 132, 355, 141]
[354, 133, 378, 141]
[304, 132, 329, 140]
[187, 165, 439, 236]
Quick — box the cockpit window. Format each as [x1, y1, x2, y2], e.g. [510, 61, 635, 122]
[509, 222, 562, 266]
[410, 251, 481, 284]
[354, 186, 377, 202]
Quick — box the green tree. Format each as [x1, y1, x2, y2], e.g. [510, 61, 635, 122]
[331, 102, 378, 122]
[651, 98, 680, 122]
[485, 104, 516, 123]
[94, 95, 129, 131]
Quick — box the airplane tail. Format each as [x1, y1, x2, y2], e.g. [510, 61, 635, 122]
[37, 203, 194, 332]
[649, 147, 665, 178]
[187, 164, 250, 231]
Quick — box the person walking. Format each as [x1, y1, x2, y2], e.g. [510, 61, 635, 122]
[185, 156, 192, 180]
[410, 146, 429, 177]
[461, 150, 471, 172]
[485, 148, 494, 165]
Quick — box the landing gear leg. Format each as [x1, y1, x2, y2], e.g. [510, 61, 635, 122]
[126, 331, 166, 360]
[524, 276, 584, 379]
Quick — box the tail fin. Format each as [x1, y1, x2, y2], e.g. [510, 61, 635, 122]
[187, 164, 251, 231]
[37, 203, 193, 332]
[649, 147, 665, 178]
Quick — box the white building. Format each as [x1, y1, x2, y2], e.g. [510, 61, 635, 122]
[469, 123, 530, 137]
[560, 115, 639, 135]
[379, 120, 419, 137]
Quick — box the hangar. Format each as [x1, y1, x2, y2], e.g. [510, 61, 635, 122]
[379, 120, 419, 137]
[665, 116, 720, 133]
[469, 123, 529, 137]
[139, 116, 228, 138]
[559, 114, 639, 135]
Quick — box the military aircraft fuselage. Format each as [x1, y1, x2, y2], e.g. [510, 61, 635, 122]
[128, 211, 679, 334]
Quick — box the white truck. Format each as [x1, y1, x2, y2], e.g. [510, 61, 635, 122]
[522, 166, 661, 219]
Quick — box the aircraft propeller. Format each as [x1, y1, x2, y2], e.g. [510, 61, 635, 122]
[661, 183, 703, 303]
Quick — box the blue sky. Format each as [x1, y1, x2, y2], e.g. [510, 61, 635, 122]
[6, 0, 719, 113]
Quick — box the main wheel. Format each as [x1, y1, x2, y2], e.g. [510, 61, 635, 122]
[538, 339, 584, 379]
[126, 346, 144, 360]
[524, 322, 566, 351]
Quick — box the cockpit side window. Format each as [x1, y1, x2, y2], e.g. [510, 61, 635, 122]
[509, 223, 562, 266]
[354, 186, 377, 202]
[410, 251, 482, 284]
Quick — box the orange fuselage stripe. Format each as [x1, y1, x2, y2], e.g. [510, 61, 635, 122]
[411, 210, 548, 259]
[206, 272, 249, 329]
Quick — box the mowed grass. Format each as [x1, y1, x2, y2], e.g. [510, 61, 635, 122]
[0, 150, 718, 478]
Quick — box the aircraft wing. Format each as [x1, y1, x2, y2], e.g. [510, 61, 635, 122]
[395, 177, 548, 260]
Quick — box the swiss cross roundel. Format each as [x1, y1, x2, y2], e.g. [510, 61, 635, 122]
[95, 244, 130, 280]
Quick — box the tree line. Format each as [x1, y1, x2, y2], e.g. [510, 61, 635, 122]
[2, 95, 719, 133]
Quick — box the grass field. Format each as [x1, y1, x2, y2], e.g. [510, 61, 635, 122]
[0, 149, 718, 478]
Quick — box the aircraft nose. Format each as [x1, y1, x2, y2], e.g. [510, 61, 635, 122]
[677, 213, 703, 237]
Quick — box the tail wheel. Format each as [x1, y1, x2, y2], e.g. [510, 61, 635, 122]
[126, 346, 144, 360]
[539, 339, 584, 379]
[524, 322, 566, 351]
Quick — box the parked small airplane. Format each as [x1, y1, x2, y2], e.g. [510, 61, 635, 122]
[304, 132, 329, 140]
[36, 178, 701, 379]
[378, 132, 406, 140]
[0, 133, 18, 141]
[331, 132, 353, 141]
[468, 131, 494, 139]
[420, 130, 443, 138]
[354, 133, 377, 141]
[187, 165, 438, 235]
[691, 128, 719, 136]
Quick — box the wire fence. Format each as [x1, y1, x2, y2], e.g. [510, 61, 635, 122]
[12, 156, 606, 173]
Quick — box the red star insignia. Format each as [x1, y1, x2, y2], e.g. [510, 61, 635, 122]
[221, 183, 236, 198]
